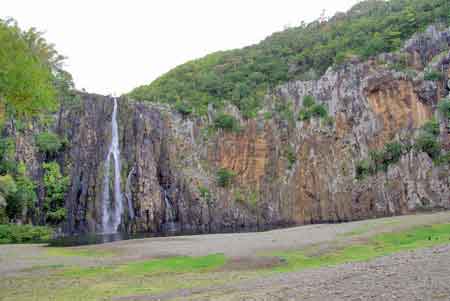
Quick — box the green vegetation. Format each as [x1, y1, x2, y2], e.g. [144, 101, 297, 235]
[302, 95, 315, 108]
[234, 189, 259, 210]
[421, 118, 440, 136]
[0, 19, 56, 121]
[5, 175, 37, 221]
[0, 137, 16, 174]
[216, 168, 236, 187]
[275, 101, 295, 123]
[0, 18, 74, 228]
[198, 185, 212, 204]
[356, 141, 408, 179]
[438, 98, 450, 121]
[0, 18, 75, 125]
[356, 116, 447, 179]
[129, 0, 449, 116]
[174, 100, 193, 116]
[60, 254, 226, 280]
[424, 70, 443, 81]
[298, 95, 329, 122]
[43, 162, 69, 224]
[271, 223, 450, 272]
[213, 113, 240, 132]
[0, 253, 229, 300]
[414, 118, 441, 159]
[35, 132, 63, 156]
[0, 224, 53, 244]
[355, 159, 374, 180]
[2, 218, 450, 300]
[414, 132, 441, 159]
[284, 145, 297, 169]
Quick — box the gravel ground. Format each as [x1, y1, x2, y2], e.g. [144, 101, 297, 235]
[161, 244, 450, 301]
[1, 212, 450, 301]
[114, 244, 450, 301]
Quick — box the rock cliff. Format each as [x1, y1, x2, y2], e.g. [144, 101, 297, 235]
[11, 26, 450, 234]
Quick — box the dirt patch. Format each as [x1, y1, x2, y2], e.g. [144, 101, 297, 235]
[219, 257, 283, 272]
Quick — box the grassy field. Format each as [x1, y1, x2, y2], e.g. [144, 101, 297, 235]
[1, 216, 450, 300]
[271, 223, 450, 272]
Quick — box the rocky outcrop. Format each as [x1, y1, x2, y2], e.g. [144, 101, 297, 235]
[11, 26, 450, 235]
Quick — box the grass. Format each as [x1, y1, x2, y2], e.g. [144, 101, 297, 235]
[62, 253, 227, 278]
[271, 223, 450, 272]
[0, 254, 229, 300]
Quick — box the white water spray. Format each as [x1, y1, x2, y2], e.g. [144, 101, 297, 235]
[163, 190, 175, 223]
[102, 98, 124, 233]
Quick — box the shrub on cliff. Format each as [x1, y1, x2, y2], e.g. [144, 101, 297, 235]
[424, 70, 443, 81]
[298, 96, 328, 121]
[414, 133, 441, 159]
[174, 101, 193, 116]
[216, 168, 236, 187]
[303, 95, 315, 108]
[213, 114, 240, 132]
[355, 159, 374, 180]
[35, 132, 63, 156]
[438, 98, 450, 120]
[421, 118, 440, 136]
[311, 104, 328, 118]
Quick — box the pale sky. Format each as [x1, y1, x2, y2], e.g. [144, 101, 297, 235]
[2, 0, 360, 95]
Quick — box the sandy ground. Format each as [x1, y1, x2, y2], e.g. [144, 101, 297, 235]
[1, 211, 450, 300]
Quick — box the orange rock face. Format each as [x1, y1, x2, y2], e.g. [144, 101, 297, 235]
[367, 79, 431, 147]
[213, 120, 270, 189]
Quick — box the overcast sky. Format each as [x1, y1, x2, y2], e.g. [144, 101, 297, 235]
[2, 0, 360, 95]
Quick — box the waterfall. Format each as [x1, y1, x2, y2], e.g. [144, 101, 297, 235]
[102, 98, 124, 233]
[163, 190, 175, 223]
[125, 166, 135, 219]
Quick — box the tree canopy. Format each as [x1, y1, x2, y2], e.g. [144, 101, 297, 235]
[0, 18, 73, 123]
[129, 0, 449, 117]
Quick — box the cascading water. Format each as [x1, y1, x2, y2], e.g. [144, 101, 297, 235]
[102, 98, 124, 233]
[162, 190, 178, 233]
[163, 190, 175, 223]
[125, 166, 135, 220]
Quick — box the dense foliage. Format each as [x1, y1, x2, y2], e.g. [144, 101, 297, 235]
[129, 0, 450, 116]
[216, 168, 236, 187]
[213, 114, 240, 132]
[35, 132, 63, 156]
[0, 18, 75, 122]
[298, 95, 329, 121]
[43, 162, 69, 224]
[0, 224, 53, 244]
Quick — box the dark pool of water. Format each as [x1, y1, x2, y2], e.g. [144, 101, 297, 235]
[47, 232, 173, 247]
[47, 223, 289, 247]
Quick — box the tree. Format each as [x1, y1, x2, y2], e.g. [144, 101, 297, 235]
[35, 132, 63, 157]
[0, 19, 57, 119]
[42, 162, 69, 224]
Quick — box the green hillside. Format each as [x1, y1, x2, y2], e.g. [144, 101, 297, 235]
[129, 0, 450, 117]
